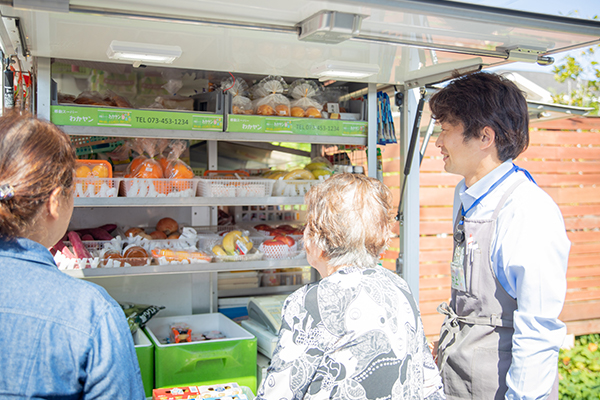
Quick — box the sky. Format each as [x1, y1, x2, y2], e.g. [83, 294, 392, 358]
[454, 0, 599, 79]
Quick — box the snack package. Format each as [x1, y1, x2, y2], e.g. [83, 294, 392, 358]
[119, 302, 165, 334]
[254, 75, 290, 116]
[164, 140, 194, 179]
[170, 322, 192, 343]
[221, 75, 253, 115]
[289, 79, 323, 118]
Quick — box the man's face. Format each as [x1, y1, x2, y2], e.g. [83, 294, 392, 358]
[435, 120, 482, 179]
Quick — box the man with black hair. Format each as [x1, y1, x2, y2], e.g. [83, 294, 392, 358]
[431, 72, 569, 400]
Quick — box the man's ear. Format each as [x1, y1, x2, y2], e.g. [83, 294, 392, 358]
[46, 187, 62, 220]
[480, 126, 496, 150]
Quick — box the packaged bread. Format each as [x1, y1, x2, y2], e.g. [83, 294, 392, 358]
[221, 75, 253, 115]
[289, 79, 324, 118]
[73, 91, 114, 106]
[254, 75, 291, 117]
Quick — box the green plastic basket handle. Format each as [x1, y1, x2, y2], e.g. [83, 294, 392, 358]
[177, 349, 242, 373]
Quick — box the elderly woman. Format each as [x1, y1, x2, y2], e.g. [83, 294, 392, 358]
[256, 173, 445, 400]
[0, 113, 145, 399]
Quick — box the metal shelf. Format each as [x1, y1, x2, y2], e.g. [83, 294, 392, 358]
[61, 125, 367, 146]
[74, 196, 306, 207]
[218, 285, 305, 298]
[61, 257, 308, 278]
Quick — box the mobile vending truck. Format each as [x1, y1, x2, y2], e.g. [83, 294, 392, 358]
[0, 0, 598, 396]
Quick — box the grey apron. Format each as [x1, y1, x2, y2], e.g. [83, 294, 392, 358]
[436, 180, 558, 400]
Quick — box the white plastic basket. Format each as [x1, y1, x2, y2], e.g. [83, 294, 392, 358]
[74, 177, 121, 198]
[272, 178, 322, 196]
[120, 178, 197, 198]
[197, 177, 274, 197]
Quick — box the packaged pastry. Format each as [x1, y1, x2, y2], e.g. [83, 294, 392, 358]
[289, 79, 323, 118]
[254, 75, 291, 117]
[221, 75, 253, 115]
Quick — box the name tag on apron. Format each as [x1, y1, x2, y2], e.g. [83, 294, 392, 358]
[451, 241, 466, 291]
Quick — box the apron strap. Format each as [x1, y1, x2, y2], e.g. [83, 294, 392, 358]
[491, 179, 526, 220]
[437, 302, 513, 328]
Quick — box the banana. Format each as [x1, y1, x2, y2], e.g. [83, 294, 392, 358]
[212, 245, 227, 256]
[305, 162, 329, 171]
[263, 170, 285, 178]
[222, 230, 253, 255]
[311, 169, 332, 178]
[283, 169, 316, 180]
[266, 171, 285, 180]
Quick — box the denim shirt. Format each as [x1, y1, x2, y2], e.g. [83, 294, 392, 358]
[0, 237, 145, 399]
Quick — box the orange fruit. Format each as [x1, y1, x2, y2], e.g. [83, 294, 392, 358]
[291, 107, 305, 117]
[92, 164, 109, 178]
[75, 165, 92, 178]
[128, 156, 145, 176]
[134, 160, 164, 179]
[167, 161, 194, 179]
[275, 104, 290, 116]
[157, 155, 169, 175]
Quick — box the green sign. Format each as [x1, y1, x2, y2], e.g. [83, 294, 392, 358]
[265, 117, 293, 133]
[227, 115, 366, 137]
[291, 118, 341, 136]
[227, 115, 265, 133]
[51, 106, 223, 131]
[342, 121, 368, 136]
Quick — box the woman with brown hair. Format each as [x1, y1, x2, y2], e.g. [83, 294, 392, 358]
[256, 173, 445, 400]
[0, 112, 145, 399]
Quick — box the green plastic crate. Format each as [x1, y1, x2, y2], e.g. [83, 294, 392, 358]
[134, 329, 154, 398]
[145, 313, 257, 394]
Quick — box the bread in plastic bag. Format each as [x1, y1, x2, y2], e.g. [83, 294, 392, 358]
[254, 75, 291, 116]
[221, 75, 253, 115]
[288, 79, 323, 118]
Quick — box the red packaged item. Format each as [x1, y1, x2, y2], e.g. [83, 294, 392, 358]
[152, 386, 199, 400]
[170, 322, 192, 343]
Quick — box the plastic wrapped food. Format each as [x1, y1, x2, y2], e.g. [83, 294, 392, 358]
[132, 139, 164, 179]
[120, 302, 165, 334]
[221, 75, 253, 115]
[164, 140, 194, 179]
[289, 79, 323, 118]
[254, 75, 291, 116]
[73, 91, 113, 106]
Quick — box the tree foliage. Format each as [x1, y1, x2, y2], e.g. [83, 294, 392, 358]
[552, 15, 600, 115]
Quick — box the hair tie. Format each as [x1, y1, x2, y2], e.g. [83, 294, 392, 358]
[0, 184, 15, 200]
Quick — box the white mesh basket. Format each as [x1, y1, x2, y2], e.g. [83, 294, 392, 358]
[197, 177, 274, 197]
[74, 177, 121, 198]
[120, 178, 197, 197]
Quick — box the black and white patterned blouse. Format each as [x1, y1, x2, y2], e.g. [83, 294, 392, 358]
[256, 265, 445, 400]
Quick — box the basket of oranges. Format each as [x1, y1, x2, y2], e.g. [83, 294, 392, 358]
[74, 160, 121, 198]
[120, 139, 198, 198]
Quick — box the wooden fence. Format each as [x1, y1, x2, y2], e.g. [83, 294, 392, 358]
[379, 116, 600, 338]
